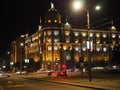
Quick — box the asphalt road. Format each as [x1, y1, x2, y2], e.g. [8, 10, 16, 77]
[0, 73, 120, 90]
[0, 76, 97, 90]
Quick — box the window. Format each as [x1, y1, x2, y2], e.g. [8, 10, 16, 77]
[48, 20, 51, 23]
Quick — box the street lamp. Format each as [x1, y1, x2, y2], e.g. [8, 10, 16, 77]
[10, 62, 14, 72]
[72, 0, 101, 82]
[73, 0, 83, 10]
[7, 51, 11, 71]
[20, 42, 24, 74]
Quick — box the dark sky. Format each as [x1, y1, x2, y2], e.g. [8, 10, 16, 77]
[1, 0, 120, 56]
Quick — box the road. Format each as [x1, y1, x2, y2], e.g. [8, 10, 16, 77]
[0, 73, 120, 90]
[0, 76, 97, 90]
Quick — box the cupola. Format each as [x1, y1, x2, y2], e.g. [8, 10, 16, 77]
[43, 3, 62, 27]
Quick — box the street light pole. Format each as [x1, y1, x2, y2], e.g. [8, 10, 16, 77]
[86, 10, 92, 82]
[20, 43, 24, 74]
[72, 0, 101, 82]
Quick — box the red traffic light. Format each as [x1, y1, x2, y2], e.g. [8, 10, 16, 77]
[62, 64, 66, 68]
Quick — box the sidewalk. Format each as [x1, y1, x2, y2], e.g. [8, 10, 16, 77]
[46, 77, 120, 90]
[24, 74, 120, 90]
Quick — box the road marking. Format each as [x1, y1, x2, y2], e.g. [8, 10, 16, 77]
[7, 81, 13, 84]
[7, 85, 24, 88]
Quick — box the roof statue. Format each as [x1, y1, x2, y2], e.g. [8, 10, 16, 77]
[51, 2, 54, 9]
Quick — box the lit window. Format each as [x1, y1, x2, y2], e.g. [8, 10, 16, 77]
[54, 46, 58, 50]
[44, 32, 46, 36]
[96, 47, 100, 52]
[82, 39, 86, 44]
[112, 34, 116, 38]
[66, 37, 70, 43]
[96, 45, 101, 52]
[47, 31, 52, 36]
[90, 33, 93, 37]
[82, 46, 86, 51]
[48, 20, 51, 23]
[96, 38, 100, 44]
[54, 38, 59, 42]
[54, 20, 57, 23]
[54, 31, 59, 36]
[74, 32, 79, 36]
[103, 33, 107, 38]
[103, 41, 106, 44]
[65, 31, 70, 36]
[39, 33, 41, 37]
[112, 40, 116, 44]
[103, 47, 107, 52]
[81, 32, 86, 37]
[74, 46, 79, 51]
[96, 33, 100, 38]
[48, 46, 52, 50]
[118, 34, 120, 38]
[63, 45, 67, 50]
[58, 20, 61, 23]
[75, 38, 79, 43]
[47, 37, 52, 42]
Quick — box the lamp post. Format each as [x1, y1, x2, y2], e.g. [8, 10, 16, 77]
[7, 51, 11, 72]
[20, 42, 24, 74]
[73, 0, 101, 82]
[10, 62, 14, 72]
[86, 9, 92, 82]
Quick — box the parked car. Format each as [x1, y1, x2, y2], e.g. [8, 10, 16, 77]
[67, 69, 82, 77]
[112, 65, 120, 71]
[90, 65, 120, 74]
[36, 69, 51, 74]
[15, 71, 27, 75]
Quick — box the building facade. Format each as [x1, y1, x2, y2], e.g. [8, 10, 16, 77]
[11, 3, 120, 71]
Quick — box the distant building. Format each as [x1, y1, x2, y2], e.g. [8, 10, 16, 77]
[11, 35, 26, 70]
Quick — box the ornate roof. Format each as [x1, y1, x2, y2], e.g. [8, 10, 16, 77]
[43, 2, 62, 27]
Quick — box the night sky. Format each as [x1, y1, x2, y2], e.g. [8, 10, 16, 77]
[1, 0, 120, 57]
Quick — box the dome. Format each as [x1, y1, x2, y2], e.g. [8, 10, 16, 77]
[43, 3, 62, 27]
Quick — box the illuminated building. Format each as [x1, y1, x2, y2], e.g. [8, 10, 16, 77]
[11, 35, 27, 71]
[11, 3, 120, 71]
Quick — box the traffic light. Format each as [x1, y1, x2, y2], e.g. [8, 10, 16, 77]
[61, 64, 66, 69]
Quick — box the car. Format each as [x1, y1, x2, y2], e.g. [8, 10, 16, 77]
[67, 69, 82, 77]
[90, 66, 106, 73]
[36, 69, 51, 74]
[91, 66, 105, 70]
[112, 65, 120, 70]
[15, 71, 27, 75]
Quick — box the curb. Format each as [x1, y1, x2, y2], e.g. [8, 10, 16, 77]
[23, 77, 111, 90]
